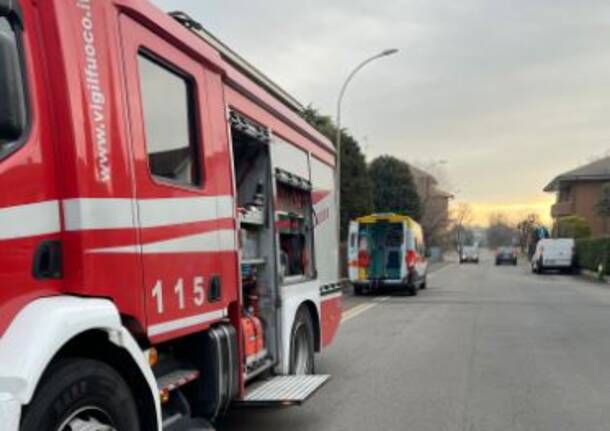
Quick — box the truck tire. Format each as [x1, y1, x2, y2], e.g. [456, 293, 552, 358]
[21, 358, 140, 431]
[407, 283, 418, 296]
[353, 284, 363, 296]
[289, 308, 315, 375]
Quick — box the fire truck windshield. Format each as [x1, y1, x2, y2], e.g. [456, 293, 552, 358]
[0, 15, 27, 155]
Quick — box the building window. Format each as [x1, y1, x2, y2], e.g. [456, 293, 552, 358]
[558, 186, 571, 202]
[138, 52, 201, 186]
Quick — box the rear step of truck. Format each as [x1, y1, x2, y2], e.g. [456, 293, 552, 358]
[157, 368, 200, 394]
[158, 369, 214, 431]
[234, 375, 330, 407]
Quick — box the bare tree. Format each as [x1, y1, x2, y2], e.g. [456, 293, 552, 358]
[451, 203, 473, 252]
[516, 213, 541, 253]
[487, 212, 518, 248]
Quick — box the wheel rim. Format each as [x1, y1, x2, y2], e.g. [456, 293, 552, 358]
[57, 406, 117, 431]
[293, 323, 311, 375]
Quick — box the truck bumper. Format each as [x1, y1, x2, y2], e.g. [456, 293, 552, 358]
[0, 393, 21, 431]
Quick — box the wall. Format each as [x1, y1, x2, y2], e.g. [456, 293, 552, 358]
[570, 182, 607, 237]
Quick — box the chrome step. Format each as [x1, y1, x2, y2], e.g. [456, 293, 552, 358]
[235, 375, 330, 406]
[157, 369, 200, 393]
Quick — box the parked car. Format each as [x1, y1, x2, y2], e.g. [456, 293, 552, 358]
[348, 213, 428, 296]
[531, 238, 576, 274]
[460, 245, 480, 264]
[495, 246, 518, 266]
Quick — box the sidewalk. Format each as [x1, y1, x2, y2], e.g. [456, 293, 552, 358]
[579, 269, 610, 285]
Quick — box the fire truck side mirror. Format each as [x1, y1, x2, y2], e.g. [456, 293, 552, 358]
[0, 21, 26, 144]
[0, 0, 23, 25]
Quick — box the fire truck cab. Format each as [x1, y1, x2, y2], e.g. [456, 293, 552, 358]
[0, 1, 341, 430]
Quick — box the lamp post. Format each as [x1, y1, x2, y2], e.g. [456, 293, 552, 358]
[334, 49, 399, 274]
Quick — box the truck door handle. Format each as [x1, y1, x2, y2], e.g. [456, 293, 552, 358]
[208, 275, 222, 302]
[32, 240, 62, 279]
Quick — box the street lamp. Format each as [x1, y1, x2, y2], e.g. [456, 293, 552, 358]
[334, 49, 399, 261]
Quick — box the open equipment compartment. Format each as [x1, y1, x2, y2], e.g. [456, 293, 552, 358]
[275, 168, 315, 282]
[230, 111, 280, 381]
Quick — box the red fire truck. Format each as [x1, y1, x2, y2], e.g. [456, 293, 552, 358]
[0, 1, 342, 429]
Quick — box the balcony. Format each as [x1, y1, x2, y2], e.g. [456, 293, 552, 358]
[551, 201, 574, 218]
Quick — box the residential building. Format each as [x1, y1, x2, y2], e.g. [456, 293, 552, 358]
[544, 156, 610, 236]
[410, 165, 454, 247]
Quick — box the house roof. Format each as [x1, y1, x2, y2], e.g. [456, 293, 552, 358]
[409, 165, 438, 187]
[409, 164, 454, 199]
[544, 156, 610, 191]
[433, 190, 455, 199]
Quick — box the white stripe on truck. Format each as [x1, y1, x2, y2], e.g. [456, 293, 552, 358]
[0, 200, 61, 240]
[0, 196, 235, 241]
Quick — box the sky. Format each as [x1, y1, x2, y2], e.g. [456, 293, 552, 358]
[153, 0, 610, 225]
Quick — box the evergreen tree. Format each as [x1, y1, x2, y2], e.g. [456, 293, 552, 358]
[302, 106, 374, 239]
[369, 155, 422, 220]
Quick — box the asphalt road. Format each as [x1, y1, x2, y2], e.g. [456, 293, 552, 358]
[218, 254, 610, 431]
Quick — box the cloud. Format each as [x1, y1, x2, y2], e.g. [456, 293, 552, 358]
[153, 0, 610, 216]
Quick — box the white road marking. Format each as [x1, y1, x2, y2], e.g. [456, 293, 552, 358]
[341, 264, 455, 323]
[428, 263, 453, 278]
[341, 296, 390, 323]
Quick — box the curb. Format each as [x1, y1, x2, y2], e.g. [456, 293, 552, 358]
[580, 269, 610, 285]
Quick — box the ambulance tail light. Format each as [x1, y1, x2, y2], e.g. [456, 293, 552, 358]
[406, 250, 417, 269]
[358, 249, 370, 269]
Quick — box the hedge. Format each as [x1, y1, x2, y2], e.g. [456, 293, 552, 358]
[554, 216, 592, 239]
[576, 237, 610, 274]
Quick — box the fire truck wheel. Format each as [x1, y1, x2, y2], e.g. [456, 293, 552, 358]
[290, 308, 315, 375]
[21, 358, 140, 431]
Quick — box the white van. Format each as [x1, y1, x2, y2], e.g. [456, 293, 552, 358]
[531, 238, 576, 274]
[348, 214, 428, 296]
[460, 245, 480, 264]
